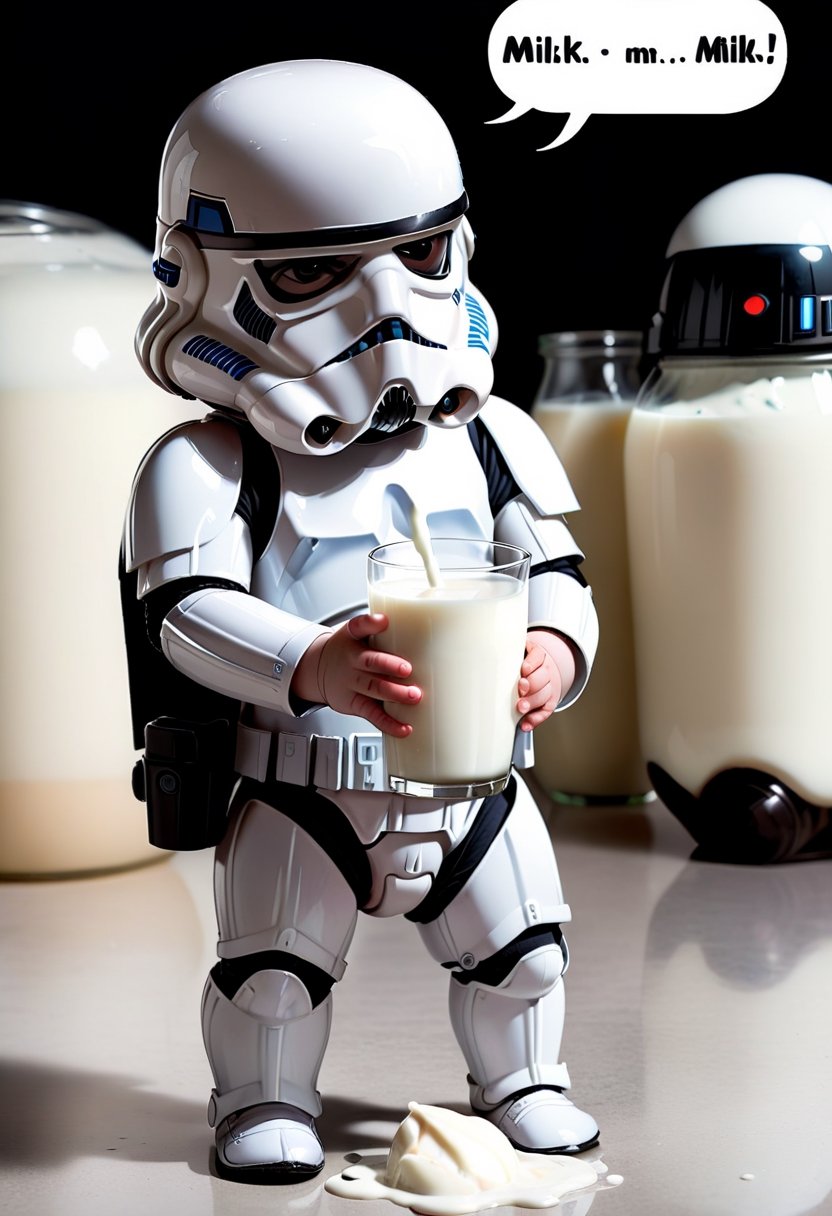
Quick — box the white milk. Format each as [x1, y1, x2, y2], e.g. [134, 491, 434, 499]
[324, 1100, 618, 1214]
[624, 378, 832, 803]
[370, 572, 528, 789]
[410, 502, 442, 589]
[531, 402, 650, 800]
[0, 212, 203, 875]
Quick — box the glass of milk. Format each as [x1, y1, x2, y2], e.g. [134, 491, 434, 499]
[367, 538, 530, 799]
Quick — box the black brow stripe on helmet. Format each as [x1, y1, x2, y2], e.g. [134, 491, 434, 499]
[180, 192, 469, 251]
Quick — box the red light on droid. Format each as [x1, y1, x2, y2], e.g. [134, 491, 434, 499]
[743, 294, 769, 316]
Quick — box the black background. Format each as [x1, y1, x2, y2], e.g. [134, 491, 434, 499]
[3, 0, 822, 409]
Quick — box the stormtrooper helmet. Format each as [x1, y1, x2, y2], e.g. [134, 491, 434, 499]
[136, 59, 498, 454]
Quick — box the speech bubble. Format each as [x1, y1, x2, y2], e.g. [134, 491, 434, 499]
[487, 0, 787, 150]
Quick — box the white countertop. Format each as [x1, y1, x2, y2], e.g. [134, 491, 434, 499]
[2, 780, 830, 1216]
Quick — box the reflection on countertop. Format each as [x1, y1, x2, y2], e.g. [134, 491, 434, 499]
[1, 792, 830, 1216]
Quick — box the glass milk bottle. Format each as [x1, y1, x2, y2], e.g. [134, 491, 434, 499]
[624, 173, 832, 863]
[0, 203, 203, 876]
[530, 330, 652, 803]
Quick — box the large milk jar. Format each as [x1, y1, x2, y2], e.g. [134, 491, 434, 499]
[531, 330, 652, 804]
[0, 203, 203, 876]
[624, 174, 832, 863]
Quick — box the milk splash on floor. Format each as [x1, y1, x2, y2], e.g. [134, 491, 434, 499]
[324, 1102, 623, 1213]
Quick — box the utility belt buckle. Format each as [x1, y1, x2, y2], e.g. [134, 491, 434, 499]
[235, 723, 386, 792]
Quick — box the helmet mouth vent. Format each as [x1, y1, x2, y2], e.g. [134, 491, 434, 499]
[367, 386, 416, 434]
[304, 387, 417, 450]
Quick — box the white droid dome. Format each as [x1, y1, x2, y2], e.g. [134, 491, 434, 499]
[667, 173, 832, 255]
[652, 172, 832, 357]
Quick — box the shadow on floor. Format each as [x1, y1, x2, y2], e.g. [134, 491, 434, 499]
[0, 1056, 209, 1176]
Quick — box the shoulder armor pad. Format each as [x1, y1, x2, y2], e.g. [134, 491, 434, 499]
[477, 396, 579, 515]
[124, 414, 244, 570]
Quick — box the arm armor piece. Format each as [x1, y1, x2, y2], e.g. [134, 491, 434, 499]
[161, 587, 330, 715]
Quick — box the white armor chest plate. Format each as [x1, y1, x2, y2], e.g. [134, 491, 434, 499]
[252, 423, 494, 623]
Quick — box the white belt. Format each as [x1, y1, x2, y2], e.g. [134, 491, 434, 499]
[234, 721, 386, 792]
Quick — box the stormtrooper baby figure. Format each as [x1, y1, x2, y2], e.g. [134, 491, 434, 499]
[121, 59, 600, 1183]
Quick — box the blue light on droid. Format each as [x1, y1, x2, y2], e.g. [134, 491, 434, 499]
[799, 296, 816, 332]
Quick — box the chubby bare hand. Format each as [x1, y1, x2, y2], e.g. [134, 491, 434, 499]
[295, 613, 421, 737]
[516, 629, 576, 732]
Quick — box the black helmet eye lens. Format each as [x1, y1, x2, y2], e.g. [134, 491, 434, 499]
[394, 232, 451, 278]
[255, 232, 451, 303]
[256, 254, 359, 302]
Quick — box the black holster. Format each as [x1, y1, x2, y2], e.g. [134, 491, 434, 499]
[132, 716, 237, 851]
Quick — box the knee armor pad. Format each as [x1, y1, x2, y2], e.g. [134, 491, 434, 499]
[212, 950, 335, 1012]
[489, 939, 564, 1000]
[452, 927, 567, 998]
[215, 963, 313, 1023]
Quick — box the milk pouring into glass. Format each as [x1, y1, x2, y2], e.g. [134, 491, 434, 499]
[368, 519, 530, 798]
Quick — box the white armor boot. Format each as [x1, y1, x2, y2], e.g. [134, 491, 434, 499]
[213, 1104, 323, 1181]
[202, 967, 331, 1182]
[450, 944, 600, 1154]
[481, 1089, 598, 1156]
